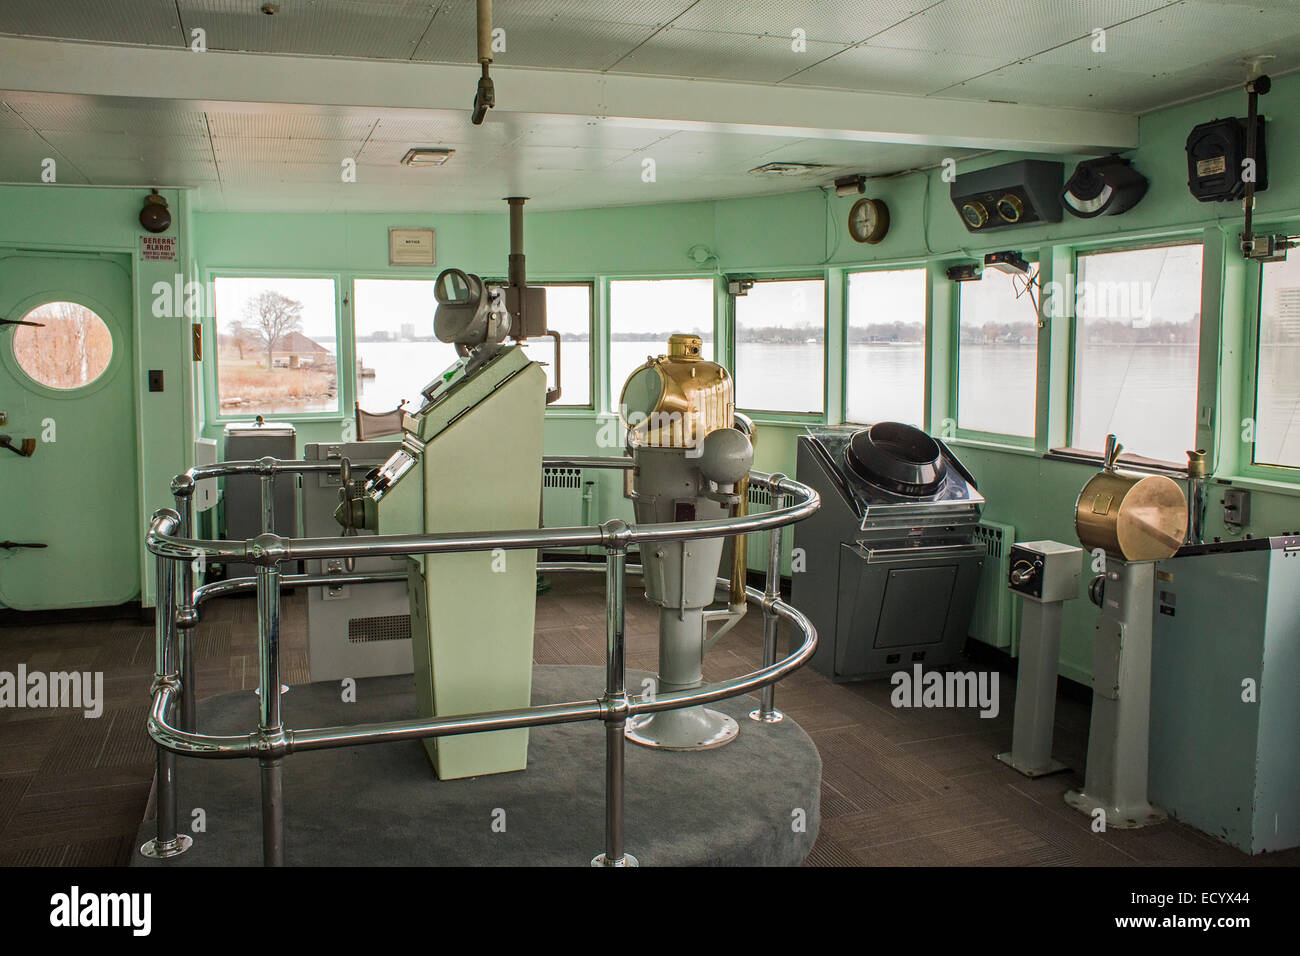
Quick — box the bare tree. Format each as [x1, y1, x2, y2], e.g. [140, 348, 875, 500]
[228, 318, 251, 359]
[242, 291, 304, 370]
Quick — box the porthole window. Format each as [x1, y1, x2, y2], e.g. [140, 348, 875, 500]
[11, 301, 113, 390]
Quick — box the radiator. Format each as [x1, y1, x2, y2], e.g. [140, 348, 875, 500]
[969, 519, 1020, 652]
[541, 466, 597, 553]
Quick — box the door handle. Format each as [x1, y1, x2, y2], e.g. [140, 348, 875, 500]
[0, 435, 35, 457]
[1, 541, 47, 550]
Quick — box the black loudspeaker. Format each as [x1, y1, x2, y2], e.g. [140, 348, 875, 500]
[1062, 155, 1148, 218]
[1186, 117, 1268, 202]
[950, 160, 1063, 232]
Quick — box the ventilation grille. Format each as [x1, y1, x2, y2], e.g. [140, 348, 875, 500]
[969, 520, 1018, 651]
[347, 614, 412, 644]
[543, 466, 584, 489]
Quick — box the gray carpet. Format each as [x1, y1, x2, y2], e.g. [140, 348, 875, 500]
[130, 664, 822, 866]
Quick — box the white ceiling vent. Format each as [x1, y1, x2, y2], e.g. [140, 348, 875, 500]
[400, 147, 455, 167]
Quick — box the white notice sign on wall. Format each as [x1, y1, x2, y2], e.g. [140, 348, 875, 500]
[140, 235, 177, 261]
[389, 228, 436, 266]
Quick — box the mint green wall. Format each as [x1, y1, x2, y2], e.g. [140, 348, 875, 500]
[0, 184, 194, 607]
[186, 73, 1300, 683]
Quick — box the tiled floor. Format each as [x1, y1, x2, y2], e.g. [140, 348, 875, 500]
[1, 573, 1296, 866]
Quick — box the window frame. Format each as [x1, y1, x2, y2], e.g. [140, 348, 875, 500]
[204, 268, 347, 425]
[841, 262, 929, 429]
[729, 271, 828, 422]
[349, 273, 455, 416]
[1059, 238, 1207, 465]
[605, 273, 720, 415]
[478, 277, 598, 411]
[951, 255, 1042, 449]
[1240, 221, 1300, 483]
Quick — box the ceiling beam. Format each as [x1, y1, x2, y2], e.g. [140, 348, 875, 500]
[0, 35, 1137, 154]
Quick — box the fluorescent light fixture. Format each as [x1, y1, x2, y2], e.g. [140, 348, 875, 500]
[401, 148, 455, 167]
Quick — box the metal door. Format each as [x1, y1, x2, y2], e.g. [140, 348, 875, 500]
[0, 251, 138, 609]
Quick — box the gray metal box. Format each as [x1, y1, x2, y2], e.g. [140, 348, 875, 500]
[1150, 536, 1300, 853]
[1008, 540, 1083, 603]
[222, 420, 296, 579]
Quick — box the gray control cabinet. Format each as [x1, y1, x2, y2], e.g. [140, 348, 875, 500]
[1150, 536, 1300, 853]
[302, 441, 413, 682]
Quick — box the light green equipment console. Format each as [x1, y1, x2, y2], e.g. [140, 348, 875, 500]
[336, 199, 557, 780]
[358, 345, 546, 779]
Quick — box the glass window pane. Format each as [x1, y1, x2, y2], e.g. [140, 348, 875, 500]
[609, 278, 714, 409]
[1071, 244, 1203, 463]
[11, 301, 112, 389]
[1255, 253, 1300, 468]
[520, 283, 592, 406]
[734, 278, 824, 413]
[354, 278, 456, 413]
[957, 268, 1039, 437]
[215, 276, 339, 416]
[845, 269, 926, 426]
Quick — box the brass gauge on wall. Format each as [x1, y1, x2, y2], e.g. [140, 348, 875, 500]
[848, 197, 889, 244]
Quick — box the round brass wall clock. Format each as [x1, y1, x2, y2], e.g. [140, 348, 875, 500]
[848, 197, 889, 244]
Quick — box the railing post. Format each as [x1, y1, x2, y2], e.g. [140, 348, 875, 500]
[592, 522, 638, 867]
[172, 475, 198, 733]
[751, 476, 788, 724]
[140, 512, 193, 859]
[256, 560, 286, 867]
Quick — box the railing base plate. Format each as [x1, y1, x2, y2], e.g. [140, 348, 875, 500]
[591, 852, 639, 867]
[140, 834, 193, 859]
[749, 708, 785, 724]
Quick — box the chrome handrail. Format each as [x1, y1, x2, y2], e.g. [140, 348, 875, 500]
[141, 455, 818, 867]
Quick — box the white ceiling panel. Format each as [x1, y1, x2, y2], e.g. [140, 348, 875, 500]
[3, 97, 210, 136]
[508, 122, 673, 153]
[217, 160, 356, 185]
[211, 136, 365, 165]
[0, 129, 90, 184]
[0, 1, 184, 47]
[0, 103, 30, 129]
[670, 0, 938, 43]
[205, 110, 377, 142]
[1018, 0, 1300, 77]
[782, 41, 1006, 94]
[413, 4, 659, 71]
[367, 113, 521, 145]
[612, 26, 850, 83]
[864, 0, 1176, 63]
[39, 131, 214, 164]
[80, 157, 220, 184]
[177, 0, 436, 60]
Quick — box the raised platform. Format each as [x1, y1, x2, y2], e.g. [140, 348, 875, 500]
[132, 665, 821, 866]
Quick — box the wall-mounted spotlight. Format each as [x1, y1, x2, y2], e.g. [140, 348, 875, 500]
[727, 276, 755, 296]
[946, 263, 982, 282]
[139, 189, 171, 234]
[1061, 155, 1148, 219]
[834, 174, 867, 197]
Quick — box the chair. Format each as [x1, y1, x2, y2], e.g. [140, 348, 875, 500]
[354, 400, 406, 441]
